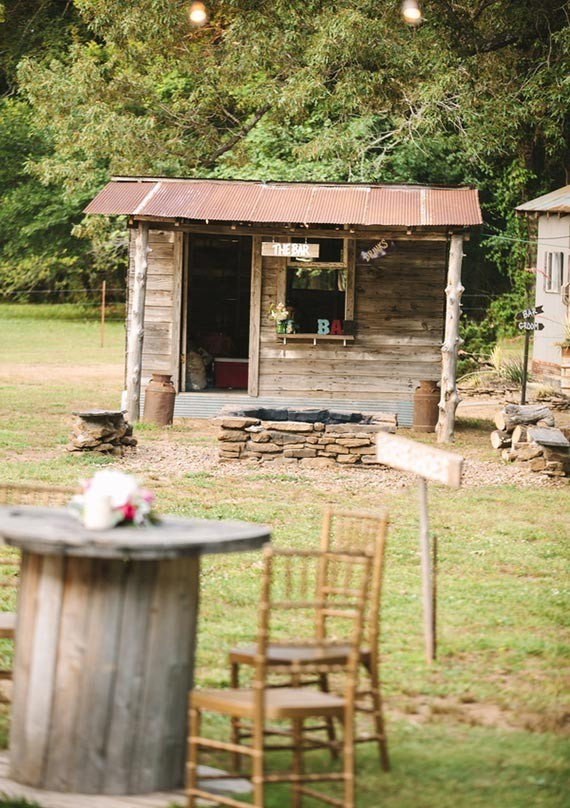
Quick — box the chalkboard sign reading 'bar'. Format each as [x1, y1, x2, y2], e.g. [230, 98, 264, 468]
[261, 242, 320, 258]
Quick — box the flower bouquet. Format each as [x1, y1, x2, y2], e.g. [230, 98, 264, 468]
[268, 302, 291, 334]
[69, 470, 158, 530]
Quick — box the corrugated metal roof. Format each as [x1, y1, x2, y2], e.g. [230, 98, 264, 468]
[84, 178, 482, 226]
[516, 185, 570, 214]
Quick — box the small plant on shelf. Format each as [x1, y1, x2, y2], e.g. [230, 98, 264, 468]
[268, 302, 291, 333]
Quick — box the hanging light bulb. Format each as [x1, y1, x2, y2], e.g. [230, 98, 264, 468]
[401, 0, 423, 25]
[189, 1, 208, 26]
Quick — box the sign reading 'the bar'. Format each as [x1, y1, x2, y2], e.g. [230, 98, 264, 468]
[376, 432, 463, 488]
[261, 242, 320, 258]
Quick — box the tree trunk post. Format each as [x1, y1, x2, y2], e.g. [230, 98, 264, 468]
[436, 234, 464, 443]
[126, 222, 149, 423]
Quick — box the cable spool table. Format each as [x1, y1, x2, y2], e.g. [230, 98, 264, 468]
[0, 506, 270, 796]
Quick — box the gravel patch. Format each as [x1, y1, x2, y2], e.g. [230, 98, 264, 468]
[119, 435, 567, 492]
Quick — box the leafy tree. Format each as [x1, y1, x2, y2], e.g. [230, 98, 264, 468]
[3, 0, 569, 332]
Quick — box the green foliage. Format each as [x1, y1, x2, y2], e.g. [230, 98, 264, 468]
[1, 0, 568, 319]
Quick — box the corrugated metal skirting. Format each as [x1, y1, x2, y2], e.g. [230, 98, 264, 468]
[140, 392, 414, 426]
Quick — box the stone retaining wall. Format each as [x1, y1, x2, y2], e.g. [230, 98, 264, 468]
[216, 414, 397, 468]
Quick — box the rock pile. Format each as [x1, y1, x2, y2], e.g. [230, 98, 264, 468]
[67, 410, 137, 456]
[216, 410, 397, 468]
[490, 404, 570, 478]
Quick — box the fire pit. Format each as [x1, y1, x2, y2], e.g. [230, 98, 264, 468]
[216, 407, 397, 468]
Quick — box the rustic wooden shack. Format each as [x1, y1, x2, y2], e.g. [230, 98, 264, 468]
[85, 178, 481, 436]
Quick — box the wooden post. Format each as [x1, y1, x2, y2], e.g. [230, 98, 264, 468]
[248, 236, 262, 397]
[100, 279, 106, 348]
[521, 328, 530, 404]
[126, 222, 149, 423]
[418, 478, 435, 664]
[436, 233, 464, 443]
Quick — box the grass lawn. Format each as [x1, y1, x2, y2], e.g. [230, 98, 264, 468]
[0, 305, 568, 807]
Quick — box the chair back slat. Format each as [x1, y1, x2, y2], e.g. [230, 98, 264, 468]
[318, 507, 388, 654]
[256, 545, 373, 702]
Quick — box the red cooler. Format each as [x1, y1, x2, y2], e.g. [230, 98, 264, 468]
[214, 358, 249, 389]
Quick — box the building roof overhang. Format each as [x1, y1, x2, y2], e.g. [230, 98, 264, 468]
[84, 177, 482, 228]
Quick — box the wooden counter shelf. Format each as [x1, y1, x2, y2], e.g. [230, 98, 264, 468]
[277, 333, 355, 346]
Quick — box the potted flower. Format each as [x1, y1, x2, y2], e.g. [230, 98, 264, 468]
[268, 302, 291, 334]
[69, 470, 157, 530]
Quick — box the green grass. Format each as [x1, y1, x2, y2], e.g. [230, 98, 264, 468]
[0, 307, 568, 807]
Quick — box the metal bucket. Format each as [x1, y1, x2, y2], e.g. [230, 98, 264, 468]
[143, 373, 176, 426]
[413, 380, 440, 432]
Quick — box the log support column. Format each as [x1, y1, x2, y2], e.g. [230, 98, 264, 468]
[126, 222, 150, 423]
[436, 234, 464, 444]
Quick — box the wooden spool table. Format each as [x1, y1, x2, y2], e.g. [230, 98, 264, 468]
[0, 506, 270, 796]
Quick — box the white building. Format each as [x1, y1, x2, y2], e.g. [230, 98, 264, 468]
[516, 186, 570, 389]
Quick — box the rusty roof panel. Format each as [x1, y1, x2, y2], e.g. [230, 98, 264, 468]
[304, 186, 369, 225]
[428, 188, 482, 225]
[254, 185, 315, 223]
[83, 181, 157, 215]
[84, 179, 482, 227]
[366, 188, 422, 226]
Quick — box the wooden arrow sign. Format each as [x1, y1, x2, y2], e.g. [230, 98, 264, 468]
[517, 321, 545, 331]
[516, 305, 544, 319]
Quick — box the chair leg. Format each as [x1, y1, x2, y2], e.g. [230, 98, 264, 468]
[230, 662, 242, 771]
[291, 718, 304, 808]
[187, 704, 201, 808]
[318, 672, 339, 761]
[363, 659, 390, 771]
[343, 711, 355, 808]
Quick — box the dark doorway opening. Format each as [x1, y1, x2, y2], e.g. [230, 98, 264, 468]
[185, 235, 252, 392]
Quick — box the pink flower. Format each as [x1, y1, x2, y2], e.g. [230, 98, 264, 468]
[141, 489, 154, 504]
[120, 503, 137, 521]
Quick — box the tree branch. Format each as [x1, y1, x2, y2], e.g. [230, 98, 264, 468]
[202, 103, 271, 168]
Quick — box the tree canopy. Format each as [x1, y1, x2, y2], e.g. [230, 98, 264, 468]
[1, 1, 568, 326]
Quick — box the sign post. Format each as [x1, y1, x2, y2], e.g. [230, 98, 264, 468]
[516, 306, 544, 404]
[376, 432, 463, 664]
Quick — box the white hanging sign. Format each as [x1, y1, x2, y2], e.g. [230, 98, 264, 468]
[261, 242, 320, 258]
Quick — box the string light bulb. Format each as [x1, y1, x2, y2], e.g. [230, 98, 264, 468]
[401, 0, 423, 25]
[189, 1, 208, 26]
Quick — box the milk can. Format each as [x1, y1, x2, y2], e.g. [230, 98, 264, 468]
[143, 373, 176, 426]
[413, 380, 440, 432]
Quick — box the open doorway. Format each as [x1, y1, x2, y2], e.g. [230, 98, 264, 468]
[184, 234, 252, 392]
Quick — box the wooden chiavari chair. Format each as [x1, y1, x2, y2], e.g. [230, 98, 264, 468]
[187, 543, 374, 808]
[0, 482, 76, 681]
[229, 507, 390, 770]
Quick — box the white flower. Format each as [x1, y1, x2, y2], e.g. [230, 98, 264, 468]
[85, 470, 140, 508]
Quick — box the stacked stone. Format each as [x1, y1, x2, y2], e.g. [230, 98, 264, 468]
[67, 410, 137, 457]
[217, 415, 397, 468]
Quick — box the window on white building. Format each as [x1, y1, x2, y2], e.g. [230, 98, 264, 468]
[544, 252, 564, 293]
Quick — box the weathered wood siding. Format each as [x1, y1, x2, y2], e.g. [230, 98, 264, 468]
[127, 228, 183, 389]
[258, 240, 446, 402]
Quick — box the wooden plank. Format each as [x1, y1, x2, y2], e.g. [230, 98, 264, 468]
[376, 432, 463, 488]
[103, 562, 157, 793]
[10, 555, 65, 785]
[43, 557, 93, 790]
[345, 237, 355, 322]
[248, 236, 262, 397]
[71, 558, 126, 792]
[170, 231, 184, 391]
[129, 557, 199, 792]
[9, 552, 42, 781]
[137, 220, 452, 240]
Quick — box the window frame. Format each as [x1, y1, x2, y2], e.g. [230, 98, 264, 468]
[544, 251, 564, 294]
[280, 237, 355, 334]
